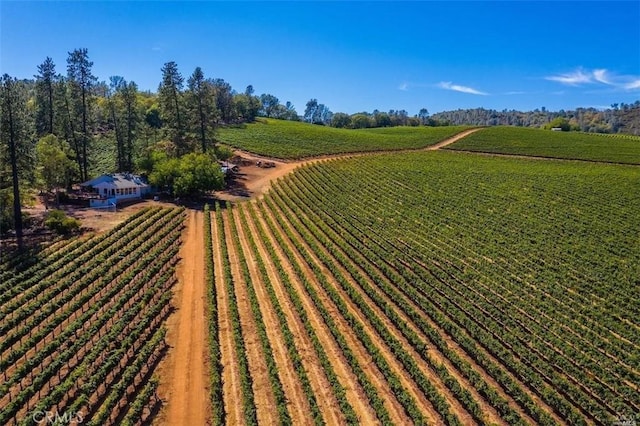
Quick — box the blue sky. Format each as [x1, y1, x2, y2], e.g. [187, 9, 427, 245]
[2, 1, 639, 115]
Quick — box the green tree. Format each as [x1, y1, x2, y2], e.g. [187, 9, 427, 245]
[276, 101, 299, 121]
[418, 108, 430, 125]
[35, 57, 57, 136]
[234, 85, 260, 122]
[304, 99, 318, 123]
[44, 209, 80, 235]
[351, 113, 373, 129]
[149, 152, 224, 197]
[260, 93, 280, 117]
[36, 134, 77, 207]
[120, 80, 139, 172]
[107, 76, 127, 171]
[174, 153, 224, 197]
[544, 117, 571, 131]
[211, 78, 234, 124]
[67, 48, 97, 181]
[187, 67, 217, 153]
[331, 112, 352, 128]
[0, 74, 30, 244]
[373, 111, 391, 127]
[159, 61, 186, 153]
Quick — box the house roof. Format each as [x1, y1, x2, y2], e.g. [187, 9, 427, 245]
[81, 173, 148, 189]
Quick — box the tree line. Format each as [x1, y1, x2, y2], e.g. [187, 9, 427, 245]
[2, 47, 638, 241]
[429, 104, 640, 135]
[0, 48, 299, 241]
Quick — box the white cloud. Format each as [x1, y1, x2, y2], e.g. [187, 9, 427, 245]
[398, 82, 408, 91]
[438, 81, 488, 95]
[504, 91, 526, 95]
[624, 79, 640, 90]
[545, 69, 592, 85]
[592, 69, 611, 84]
[546, 67, 640, 91]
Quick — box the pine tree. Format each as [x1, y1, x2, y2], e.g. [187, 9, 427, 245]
[121, 81, 139, 171]
[0, 74, 30, 246]
[67, 48, 97, 181]
[159, 61, 186, 154]
[35, 57, 57, 136]
[187, 67, 217, 153]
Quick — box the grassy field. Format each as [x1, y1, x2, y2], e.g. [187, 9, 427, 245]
[217, 118, 471, 159]
[445, 126, 640, 164]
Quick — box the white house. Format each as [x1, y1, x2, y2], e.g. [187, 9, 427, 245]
[80, 173, 150, 207]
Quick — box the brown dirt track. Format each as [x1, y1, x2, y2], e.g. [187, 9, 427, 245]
[156, 210, 209, 426]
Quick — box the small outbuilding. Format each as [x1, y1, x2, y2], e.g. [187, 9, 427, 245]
[219, 161, 239, 175]
[80, 173, 151, 206]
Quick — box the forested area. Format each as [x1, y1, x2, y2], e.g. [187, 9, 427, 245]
[430, 104, 640, 135]
[0, 49, 286, 239]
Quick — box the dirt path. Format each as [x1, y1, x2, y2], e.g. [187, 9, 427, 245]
[425, 128, 482, 150]
[156, 210, 209, 426]
[216, 128, 482, 202]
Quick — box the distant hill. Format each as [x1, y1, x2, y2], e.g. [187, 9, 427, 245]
[430, 102, 640, 135]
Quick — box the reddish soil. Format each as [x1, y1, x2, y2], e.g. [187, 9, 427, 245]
[231, 205, 313, 424]
[210, 211, 244, 425]
[222, 208, 279, 425]
[262, 197, 412, 425]
[426, 128, 481, 150]
[155, 210, 209, 426]
[243, 203, 347, 425]
[256, 202, 382, 425]
[9, 129, 507, 425]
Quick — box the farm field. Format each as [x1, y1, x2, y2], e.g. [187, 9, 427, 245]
[445, 126, 640, 164]
[2, 127, 640, 426]
[0, 207, 185, 426]
[217, 118, 471, 159]
[205, 150, 639, 425]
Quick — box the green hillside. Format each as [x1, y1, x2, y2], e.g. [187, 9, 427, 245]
[217, 118, 471, 159]
[446, 126, 640, 164]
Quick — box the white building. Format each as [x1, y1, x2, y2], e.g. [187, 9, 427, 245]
[81, 173, 151, 207]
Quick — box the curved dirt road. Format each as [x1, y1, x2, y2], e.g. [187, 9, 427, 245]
[216, 128, 482, 202]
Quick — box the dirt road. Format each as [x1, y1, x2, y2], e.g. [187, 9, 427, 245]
[156, 210, 209, 426]
[215, 128, 482, 202]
